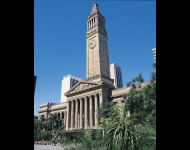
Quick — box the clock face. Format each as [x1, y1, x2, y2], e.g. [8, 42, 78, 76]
[89, 39, 96, 49]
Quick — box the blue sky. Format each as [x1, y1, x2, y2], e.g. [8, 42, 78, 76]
[34, 0, 156, 116]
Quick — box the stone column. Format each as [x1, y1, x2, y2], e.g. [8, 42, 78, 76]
[99, 93, 103, 127]
[95, 94, 98, 127]
[80, 98, 83, 129]
[71, 100, 74, 130]
[89, 96, 93, 128]
[66, 102, 69, 131]
[99, 92, 103, 107]
[60, 112, 62, 120]
[84, 97, 88, 129]
[75, 100, 78, 129]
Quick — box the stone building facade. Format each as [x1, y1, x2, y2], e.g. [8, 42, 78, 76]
[39, 2, 131, 131]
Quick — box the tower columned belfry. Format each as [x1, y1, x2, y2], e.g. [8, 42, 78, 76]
[86, 2, 113, 87]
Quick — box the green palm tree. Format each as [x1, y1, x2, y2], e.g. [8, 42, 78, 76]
[101, 102, 138, 150]
[47, 114, 63, 140]
[135, 74, 144, 88]
[101, 71, 156, 150]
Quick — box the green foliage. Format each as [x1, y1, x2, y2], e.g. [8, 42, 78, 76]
[99, 101, 114, 119]
[101, 102, 138, 150]
[39, 130, 52, 141]
[101, 70, 156, 150]
[60, 129, 104, 150]
[135, 123, 156, 150]
[34, 113, 65, 142]
[128, 74, 144, 88]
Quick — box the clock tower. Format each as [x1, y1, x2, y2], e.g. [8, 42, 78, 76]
[86, 2, 113, 87]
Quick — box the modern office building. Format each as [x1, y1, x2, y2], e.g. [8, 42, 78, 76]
[61, 75, 81, 103]
[110, 64, 123, 88]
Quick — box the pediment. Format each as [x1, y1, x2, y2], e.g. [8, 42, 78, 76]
[65, 81, 100, 96]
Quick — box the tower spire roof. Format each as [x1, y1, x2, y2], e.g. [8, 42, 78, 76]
[90, 1, 99, 15]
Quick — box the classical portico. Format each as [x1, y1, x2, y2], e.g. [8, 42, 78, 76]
[66, 94, 101, 130]
[65, 81, 111, 130]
